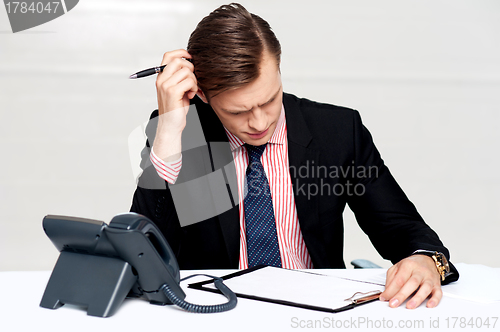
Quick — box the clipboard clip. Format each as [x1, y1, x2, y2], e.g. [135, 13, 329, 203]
[345, 290, 382, 304]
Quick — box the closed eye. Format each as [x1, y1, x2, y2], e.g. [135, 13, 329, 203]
[231, 110, 250, 115]
[223, 86, 281, 115]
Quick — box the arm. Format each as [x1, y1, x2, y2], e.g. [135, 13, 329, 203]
[152, 49, 197, 164]
[130, 49, 198, 254]
[346, 110, 458, 308]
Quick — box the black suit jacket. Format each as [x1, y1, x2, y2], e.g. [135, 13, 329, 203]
[130, 92, 457, 281]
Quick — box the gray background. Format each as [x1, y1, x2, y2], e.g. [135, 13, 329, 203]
[1, 0, 499, 271]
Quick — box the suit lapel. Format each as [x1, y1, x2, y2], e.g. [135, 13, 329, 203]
[194, 97, 240, 267]
[283, 93, 320, 234]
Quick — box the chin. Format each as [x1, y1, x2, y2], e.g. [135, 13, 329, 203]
[247, 136, 270, 146]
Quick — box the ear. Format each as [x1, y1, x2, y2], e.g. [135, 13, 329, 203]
[196, 89, 209, 104]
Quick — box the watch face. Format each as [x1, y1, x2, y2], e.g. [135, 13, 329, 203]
[413, 250, 452, 277]
[436, 252, 450, 273]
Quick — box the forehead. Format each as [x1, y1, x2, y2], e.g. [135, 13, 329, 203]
[210, 53, 281, 110]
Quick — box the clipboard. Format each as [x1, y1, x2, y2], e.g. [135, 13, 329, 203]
[189, 265, 382, 313]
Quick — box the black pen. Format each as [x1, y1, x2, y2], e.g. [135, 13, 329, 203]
[129, 58, 192, 79]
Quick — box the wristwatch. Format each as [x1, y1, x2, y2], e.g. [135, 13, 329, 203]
[412, 250, 452, 281]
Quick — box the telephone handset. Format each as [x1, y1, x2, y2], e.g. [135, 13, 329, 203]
[40, 213, 237, 317]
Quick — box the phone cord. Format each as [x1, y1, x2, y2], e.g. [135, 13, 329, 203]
[160, 274, 237, 313]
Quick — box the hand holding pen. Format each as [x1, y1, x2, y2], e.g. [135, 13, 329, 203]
[133, 49, 197, 163]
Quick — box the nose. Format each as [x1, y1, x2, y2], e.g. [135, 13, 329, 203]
[248, 108, 267, 132]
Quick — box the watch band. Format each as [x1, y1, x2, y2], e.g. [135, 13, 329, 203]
[412, 250, 452, 281]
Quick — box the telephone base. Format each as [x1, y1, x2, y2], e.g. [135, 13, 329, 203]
[40, 251, 137, 317]
[149, 300, 170, 306]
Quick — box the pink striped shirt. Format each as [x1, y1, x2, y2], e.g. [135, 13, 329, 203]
[150, 104, 313, 269]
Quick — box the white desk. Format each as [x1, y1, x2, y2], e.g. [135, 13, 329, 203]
[1, 269, 498, 332]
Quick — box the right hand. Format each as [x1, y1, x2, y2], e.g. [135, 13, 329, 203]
[155, 49, 197, 132]
[153, 49, 197, 161]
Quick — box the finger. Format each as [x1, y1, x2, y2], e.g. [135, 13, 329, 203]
[406, 279, 434, 309]
[426, 286, 443, 308]
[387, 275, 423, 308]
[160, 76, 198, 105]
[186, 84, 198, 99]
[380, 266, 398, 301]
[156, 59, 194, 91]
[160, 57, 194, 77]
[160, 49, 192, 66]
[381, 266, 410, 303]
[176, 76, 198, 100]
[166, 67, 197, 89]
[385, 265, 398, 287]
[156, 67, 196, 92]
[157, 50, 193, 85]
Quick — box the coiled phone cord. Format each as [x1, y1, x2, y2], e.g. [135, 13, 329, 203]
[160, 274, 237, 313]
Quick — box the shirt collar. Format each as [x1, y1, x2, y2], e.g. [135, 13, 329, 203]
[224, 104, 286, 152]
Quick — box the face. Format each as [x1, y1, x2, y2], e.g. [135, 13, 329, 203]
[198, 51, 283, 146]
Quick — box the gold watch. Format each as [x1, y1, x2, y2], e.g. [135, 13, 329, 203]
[412, 250, 451, 281]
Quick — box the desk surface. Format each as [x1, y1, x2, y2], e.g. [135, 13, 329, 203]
[1, 268, 499, 332]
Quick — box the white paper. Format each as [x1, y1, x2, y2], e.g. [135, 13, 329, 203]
[204, 267, 383, 310]
[441, 263, 500, 303]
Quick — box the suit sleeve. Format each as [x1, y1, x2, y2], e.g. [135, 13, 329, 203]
[346, 110, 458, 283]
[129, 108, 238, 270]
[129, 109, 183, 258]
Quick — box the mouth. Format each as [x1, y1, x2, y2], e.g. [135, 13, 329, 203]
[246, 127, 269, 140]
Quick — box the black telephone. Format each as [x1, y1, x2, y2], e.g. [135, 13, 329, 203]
[40, 213, 237, 317]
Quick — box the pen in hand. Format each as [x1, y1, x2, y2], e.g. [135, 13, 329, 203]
[129, 58, 192, 79]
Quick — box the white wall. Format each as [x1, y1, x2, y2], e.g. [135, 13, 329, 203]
[1, 0, 499, 271]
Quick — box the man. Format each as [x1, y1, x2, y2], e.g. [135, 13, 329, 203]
[130, 3, 458, 310]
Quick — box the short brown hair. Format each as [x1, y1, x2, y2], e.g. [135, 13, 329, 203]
[187, 3, 281, 98]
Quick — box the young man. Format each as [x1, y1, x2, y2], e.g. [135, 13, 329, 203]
[130, 3, 458, 309]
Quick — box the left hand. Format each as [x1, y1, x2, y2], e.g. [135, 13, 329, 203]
[380, 255, 442, 309]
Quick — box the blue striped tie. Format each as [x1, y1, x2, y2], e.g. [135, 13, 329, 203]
[244, 143, 282, 268]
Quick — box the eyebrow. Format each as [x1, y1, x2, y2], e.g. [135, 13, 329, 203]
[222, 88, 281, 114]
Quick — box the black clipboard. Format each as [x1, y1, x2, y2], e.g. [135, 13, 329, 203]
[189, 265, 381, 313]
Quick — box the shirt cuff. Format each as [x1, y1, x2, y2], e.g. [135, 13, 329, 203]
[150, 147, 182, 184]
